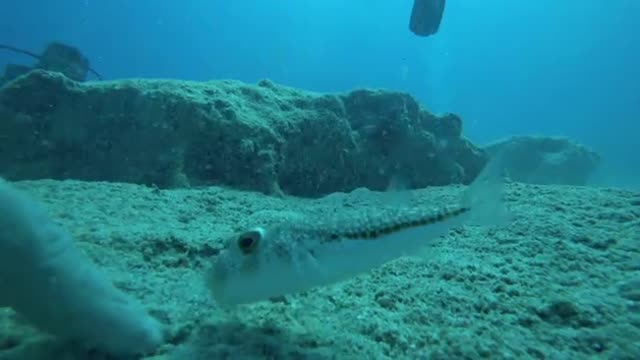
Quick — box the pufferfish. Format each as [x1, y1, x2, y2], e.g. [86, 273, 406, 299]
[207, 158, 507, 307]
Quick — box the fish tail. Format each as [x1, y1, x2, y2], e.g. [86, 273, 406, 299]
[461, 152, 510, 226]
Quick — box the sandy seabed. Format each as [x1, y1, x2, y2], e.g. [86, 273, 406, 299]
[1, 179, 638, 360]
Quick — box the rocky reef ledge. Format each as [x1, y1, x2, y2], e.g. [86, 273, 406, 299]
[0, 70, 599, 196]
[485, 136, 600, 186]
[0, 70, 485, 197]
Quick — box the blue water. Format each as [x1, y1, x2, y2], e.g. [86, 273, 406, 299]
[1, 0, 638, 188]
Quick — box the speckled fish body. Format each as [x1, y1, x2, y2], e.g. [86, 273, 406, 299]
[207, 160, 505, 307]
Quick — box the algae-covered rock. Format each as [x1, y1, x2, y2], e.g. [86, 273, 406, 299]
[484, 135, 600, 186]
[0, 42, 94, 86]
[0, 70, 487, 197]
[36, 42, 91, 82]
[0, 64, 32, 85]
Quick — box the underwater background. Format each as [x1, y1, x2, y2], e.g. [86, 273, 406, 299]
[1, 0, 638, 188]
[1, 1, 639, 359]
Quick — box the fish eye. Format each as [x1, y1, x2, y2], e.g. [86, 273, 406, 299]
[237, 230, 261, 254]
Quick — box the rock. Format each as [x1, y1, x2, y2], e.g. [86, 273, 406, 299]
[484, 135, 600, 186]
[0, 42, 92, 86]
[0, 70, 487, 197]
[35, 42, 91, 82]
[0, 64, 32, 85]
